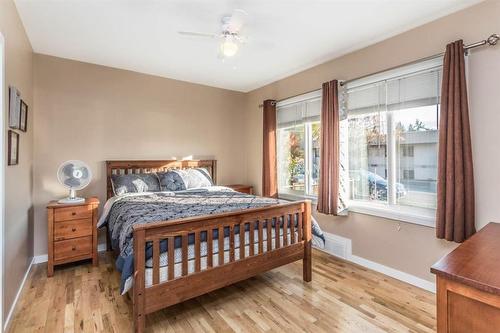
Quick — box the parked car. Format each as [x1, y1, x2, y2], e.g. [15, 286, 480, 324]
[289, 162, 305, 187]
[351, 170, 407, 201]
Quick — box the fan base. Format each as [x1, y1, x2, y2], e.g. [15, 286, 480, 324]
[58, 197, 85, 204]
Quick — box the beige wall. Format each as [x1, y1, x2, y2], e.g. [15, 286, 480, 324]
[244, 0, 500, 282]
[0, 0, 34, 321]
[33, 54, 247, 256]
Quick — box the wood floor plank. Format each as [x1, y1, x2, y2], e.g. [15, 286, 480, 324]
[7, 249, 436, 333]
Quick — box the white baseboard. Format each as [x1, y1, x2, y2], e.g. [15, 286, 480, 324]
[32, 254, 48, 265]
[33, 243, 107, 264]
[348, 254, 436, 293]
[4, 257, 34, 332]
[316, 231, 436, 293]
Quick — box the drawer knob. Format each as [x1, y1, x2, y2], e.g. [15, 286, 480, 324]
[72, 228, 76, 232]
[71, 212, 77, 216]
[72, 246, 76, 251]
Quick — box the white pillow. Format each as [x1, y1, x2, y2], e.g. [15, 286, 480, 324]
[184, 168, 213, 188]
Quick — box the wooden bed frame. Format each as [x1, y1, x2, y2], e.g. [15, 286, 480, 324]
[105, 160, 312, 333]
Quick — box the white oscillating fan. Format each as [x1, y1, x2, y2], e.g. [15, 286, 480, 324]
[57, 160, 92, 204]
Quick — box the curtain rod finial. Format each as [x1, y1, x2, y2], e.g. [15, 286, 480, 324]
[487, 34, 499, 46]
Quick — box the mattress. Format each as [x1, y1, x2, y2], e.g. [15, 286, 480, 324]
[143, 227, 296, 288]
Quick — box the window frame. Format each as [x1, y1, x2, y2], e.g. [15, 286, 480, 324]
[344, 57, 442, 227]
[276, 90, 321, 201]
[0, 32, 5, 326]
[347, 200, 436, 227]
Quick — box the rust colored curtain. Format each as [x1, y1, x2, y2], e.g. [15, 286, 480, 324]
[317, 80, 339, 215]
[262, 99, 278, 198]
[436, 40, 475, 242]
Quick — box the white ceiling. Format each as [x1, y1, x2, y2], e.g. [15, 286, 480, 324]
[15, 0, 481, 92]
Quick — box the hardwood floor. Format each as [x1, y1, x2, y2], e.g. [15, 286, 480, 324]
[8, 249, 436, 332]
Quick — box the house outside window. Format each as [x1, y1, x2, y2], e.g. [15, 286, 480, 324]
[401, 145, 414, 157]
[276, 91, 321, 200]
[343, 57, 442, 226]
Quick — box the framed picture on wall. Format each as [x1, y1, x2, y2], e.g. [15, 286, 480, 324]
[8, 86, 21, 129]
[8, 130, 19, 166]
[19, 100, 28, 132]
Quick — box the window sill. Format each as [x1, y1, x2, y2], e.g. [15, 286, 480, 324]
[278, 193, 317, 203]
[277, 194, 436, 228]
[348, 201, 436, 228]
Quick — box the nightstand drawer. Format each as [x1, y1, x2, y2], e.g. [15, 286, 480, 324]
[54, 218, 92, 241]
[54, 205, 93, 222]
[54, 236, 92, 261]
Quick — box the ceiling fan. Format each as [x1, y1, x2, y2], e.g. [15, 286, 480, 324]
[178, 9, 248, 58]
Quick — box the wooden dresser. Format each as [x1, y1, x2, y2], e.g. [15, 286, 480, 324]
[224, 184, 253, 195]
[47, 197, 99, 277]
[431, 223, 500, 333]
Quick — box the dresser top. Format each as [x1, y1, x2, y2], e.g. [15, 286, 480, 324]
[431, 222, 500, 295]
[47, 197, 99, 209]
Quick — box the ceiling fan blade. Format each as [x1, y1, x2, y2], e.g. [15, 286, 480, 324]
[234, 35, 248, 44]
[227, 9, 248, 33]
[178, 31, 219, 39]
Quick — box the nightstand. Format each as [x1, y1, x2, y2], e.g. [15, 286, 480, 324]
[224, 184, 254, 195]
[47, 197, 99, 277]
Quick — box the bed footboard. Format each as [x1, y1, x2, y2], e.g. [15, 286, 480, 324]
[132, 200, 312, 333]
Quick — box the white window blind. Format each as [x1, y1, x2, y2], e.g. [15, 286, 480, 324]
[346, 57, 442, 116]
[277, 91, 321, 128]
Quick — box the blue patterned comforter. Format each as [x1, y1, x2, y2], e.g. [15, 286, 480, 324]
[98, 186, 325, 293]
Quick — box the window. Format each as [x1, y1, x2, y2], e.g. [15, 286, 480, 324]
[401, 145, 414, 157]
[276, 91, 321, 199]
[344, 57, 442, 225]
[403, 170, 415, 180]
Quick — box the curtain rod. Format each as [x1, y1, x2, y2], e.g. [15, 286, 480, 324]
[258, 33, 498, 107]
[339, 33, 498, 87]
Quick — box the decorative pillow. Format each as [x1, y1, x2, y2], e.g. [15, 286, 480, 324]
[157, 168, 214, 191]
[156, 170, 187, 192]
[184, 168, 214, 188]
[111, 173, 161, 196]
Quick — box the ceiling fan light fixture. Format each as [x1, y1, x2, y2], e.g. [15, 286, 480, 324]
[178, 9, 247, 59]
[220, 38, 238, 57]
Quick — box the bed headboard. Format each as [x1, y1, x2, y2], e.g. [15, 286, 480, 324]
[105, 160, 217, 200]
